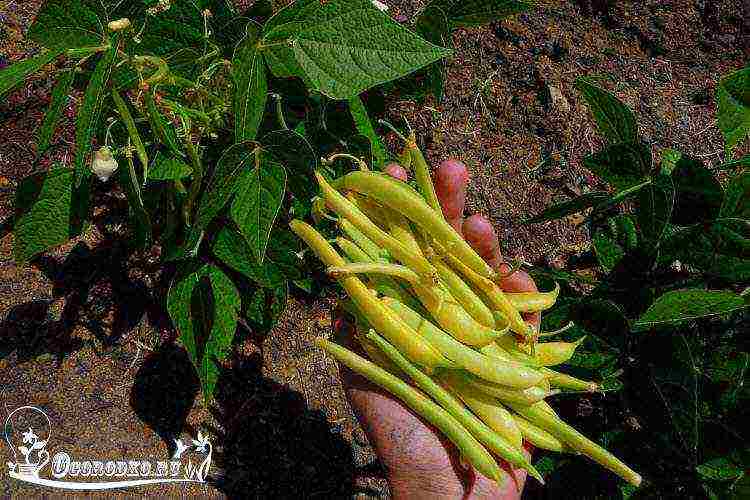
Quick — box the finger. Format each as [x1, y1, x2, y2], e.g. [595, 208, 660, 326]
[434, 159, 469, 233]
[496, 266, 541, 329]
[462, 214, 503, 270]
[384, 162, 408, 182]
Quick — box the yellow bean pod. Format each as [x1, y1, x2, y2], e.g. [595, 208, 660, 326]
[512, 414, 564, 452]
[316, 172, 437, 281]
[441, 371, 524, 451]
[316, 338, 503, 483]
[334, 171, 495, 279]
[290, 220, 451, 371]
[506, 283, 561, 312]
[383, 297, 544, 388]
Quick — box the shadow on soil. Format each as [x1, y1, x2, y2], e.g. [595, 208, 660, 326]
[209, 353, 357, 498]
[128, 345, 358, 498]
[0, 231, 173, 363]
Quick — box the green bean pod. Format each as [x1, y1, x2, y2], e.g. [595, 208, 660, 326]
[512, 414, 564, 452]
[335, 238, 420, 310]
[338, 219, 387, 262]
[506, 283, 561, 312]
[434, 260, 496, 328]
[334, 171, 495, 279]
[315, 337, 503, 483]
[507, 401, 642, 486]
[316, 172, 437, 281]
[441, 371, 524, 451]
[465, 373, 555, 405]
[541, 368, 599, 392]
[407, 138, 444, 218]
[383, 297, 545, 388]
[290, 220, 451, 371]
[366, 331, 543, 483]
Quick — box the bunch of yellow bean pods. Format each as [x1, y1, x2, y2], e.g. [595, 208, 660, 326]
[290, 158, 641, 489]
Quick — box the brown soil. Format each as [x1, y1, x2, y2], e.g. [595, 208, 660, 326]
[1, 1, 746, 498]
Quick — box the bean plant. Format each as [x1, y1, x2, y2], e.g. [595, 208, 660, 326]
[524, 75, 749, 499]
[1, 0, 534, 401]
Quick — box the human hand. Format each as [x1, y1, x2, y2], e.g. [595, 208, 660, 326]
[336, 160, 541, 499]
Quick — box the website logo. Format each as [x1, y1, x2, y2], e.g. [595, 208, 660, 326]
[4, 405, 212, 490]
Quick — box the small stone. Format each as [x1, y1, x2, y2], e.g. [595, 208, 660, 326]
[548, 85, 570, 113]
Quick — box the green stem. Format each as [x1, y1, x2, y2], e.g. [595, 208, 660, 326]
[271, 93, 289, 130]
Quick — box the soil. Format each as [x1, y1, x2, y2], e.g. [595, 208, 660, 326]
[0, 0, 746, 498]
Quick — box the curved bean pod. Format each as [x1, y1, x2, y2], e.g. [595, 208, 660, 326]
[366, 331, 543, 483]
[334, 171, 495, 279]
[465, 373, 556, 405]
[335, 238, 419, 310]
[441, 371, 524, 451]
[316, 172, 437, 281]
[434, 260, 496, 328]
[541, 368, 599, 392]
[383, 297, 544, 388]
[507, 401, 642, 486]
[446, 254, 534, 338]
[338, 219, 387, 262]
[407, 137, 444, 218]
[533, 337, 586, 367]
[512, 414, 564, 452]
[506, 283, 561, 312]
[290, 220, 451, 370]
[315, 337, 503, 483]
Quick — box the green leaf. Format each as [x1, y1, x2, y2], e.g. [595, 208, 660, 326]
[194, 142, 260, 230]
[74, 39, 119, 187]
[427, 0, 533, 28]
[37, 69, 75, 156]
[129, 1, 206, 58]
[720, 172, 750, 219]
[262, 0, 450, 99]
[212, 226, 303, 288]
[638, 174, 674, 244]
[167, 263, 241, 401]
[111, 89, 148, 173]
[144, 91, 182, 157]
[583, 141, 651, 191]
[671, 155, 723, 225]
[633, 289, 747, 332]
[716, 66, 750, 159]
[575, 77, 637, 145]
[348, 96, 386, 167]
[593, 231, 625, 272]
[697, 457, 744, 481]
[13, 167, 87, 264]
[415, 4, 451, 101]
[260, 129, 317, 200]
[524, 191, 611, 224]
[230, 153, 287, 264]
[243, 283, 288, 332]
[0, 50, 62, 98]
[28, 0, 105, 50]
[233, 22, 267, 143]
[148, 152, 192, 181]
[118, 154, 151, 249]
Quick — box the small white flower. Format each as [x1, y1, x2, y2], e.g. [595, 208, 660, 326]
[371, 0, 388, 12]
[91, 147, 119, 181]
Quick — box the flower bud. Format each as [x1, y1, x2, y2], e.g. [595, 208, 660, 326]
[108, 18, 131, 32]
[91, 147, 118, 181]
